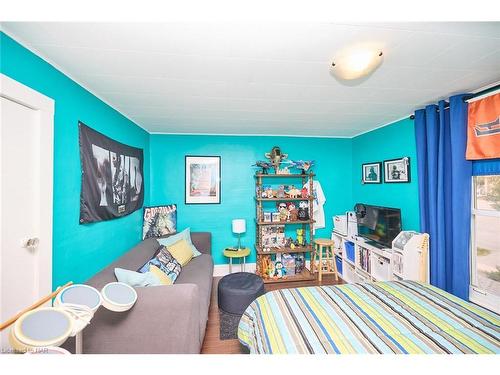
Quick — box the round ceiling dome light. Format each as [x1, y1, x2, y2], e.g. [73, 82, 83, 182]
[330, 46, 384, 82]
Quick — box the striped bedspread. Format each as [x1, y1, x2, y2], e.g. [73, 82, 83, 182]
[238, 281, 500, 354]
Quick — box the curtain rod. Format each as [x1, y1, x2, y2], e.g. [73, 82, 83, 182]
[409, 83, 500, 120]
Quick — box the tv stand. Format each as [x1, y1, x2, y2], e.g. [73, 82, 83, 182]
[364, 240, 385, 249]
[330, 232, 393, 283]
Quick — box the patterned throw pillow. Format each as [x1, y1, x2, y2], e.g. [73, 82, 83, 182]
[138, 246, 182, 283]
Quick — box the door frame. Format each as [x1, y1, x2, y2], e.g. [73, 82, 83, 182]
[0, 73, 55, 299]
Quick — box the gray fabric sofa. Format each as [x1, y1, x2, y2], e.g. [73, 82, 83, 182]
[68, 232, 213, 354]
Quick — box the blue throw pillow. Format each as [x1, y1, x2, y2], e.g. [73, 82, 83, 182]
[114, 268, 163, 287]
[157, 227, 202, 257]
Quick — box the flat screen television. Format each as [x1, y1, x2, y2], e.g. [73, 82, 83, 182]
[354, 203, 402, 248]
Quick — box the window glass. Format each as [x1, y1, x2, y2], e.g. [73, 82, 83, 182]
[474, 175, 500, 211]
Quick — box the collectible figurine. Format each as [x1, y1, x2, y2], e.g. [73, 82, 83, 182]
[301, 187, 309, 198]
[298, 201, 310, 221]
[274, 261, 286, 278]
[291, 160, 315, 174]
[276, 166, 290, 175]
[294, 254, 305, 273]
[267, 258, 275, 278]
[277, 185, 286, 198]
[278, 202, 289, 222]
[264, 186, 274, 198]
[265, 146, 288, 172]
[287, 202, 298, 221]
[252, 161, 273, 175]
[285, 185, 301, 198]
[296, 229, 305, 247]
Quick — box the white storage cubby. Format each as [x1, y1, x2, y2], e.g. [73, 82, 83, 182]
[371, 254, 392, 281]
[333, 230, 393, 283]
[342, 262, 356, 284]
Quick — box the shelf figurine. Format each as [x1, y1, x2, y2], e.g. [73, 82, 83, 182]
[287, 202, 298, 221]
[253, 161, 273, 175]
[277, 185, 286, 198]
[265, 146, 288, 173]
[296, 229, 305, 247]
[298, 201, 310, 221]
[292, 160, 315, 174]
[301, 187, 309, 198]
[278, 202, 289, 222]
[274, 261, 286, 278]
[264, 186, 274, 198]
[285, 185, 301, 198]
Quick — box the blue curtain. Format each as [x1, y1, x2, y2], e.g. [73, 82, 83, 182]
[414, 94, 472, 300]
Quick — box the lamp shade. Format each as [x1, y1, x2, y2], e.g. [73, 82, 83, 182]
[232, 219, 246, 234]
[330, 46, 383, 81]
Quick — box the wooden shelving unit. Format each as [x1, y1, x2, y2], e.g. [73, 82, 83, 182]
[256, 220, 315, 226]
[261, 269, 314, 284]
[255, 197, 314, 202]
[256, 246, 312, 255]
[254, 172, 316, 283]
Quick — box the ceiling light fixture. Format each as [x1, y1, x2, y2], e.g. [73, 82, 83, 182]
[330, 46, 384, 82]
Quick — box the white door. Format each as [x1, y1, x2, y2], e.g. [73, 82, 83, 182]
[0, 75, 54, 351]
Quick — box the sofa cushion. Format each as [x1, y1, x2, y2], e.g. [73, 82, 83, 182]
[114, 267, 162, 287]
[138, 246, 182, 283]
[175, 254, 214, 345]
[149, 265, 173, 285]
[167, 239, 194, 266]
[158, 228, 202, 257]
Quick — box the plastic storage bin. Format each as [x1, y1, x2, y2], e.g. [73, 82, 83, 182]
[344, 241, 355, 263]
[372, 255, 391, 281]
[335, 255, 343, 276]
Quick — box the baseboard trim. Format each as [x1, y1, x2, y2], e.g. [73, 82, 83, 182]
[213, 263, 257, 276]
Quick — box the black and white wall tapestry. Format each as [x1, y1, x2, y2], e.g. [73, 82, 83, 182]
[79, 122, 144, 224]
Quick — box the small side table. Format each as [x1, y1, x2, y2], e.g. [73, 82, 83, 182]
[223, 248, 250, 273]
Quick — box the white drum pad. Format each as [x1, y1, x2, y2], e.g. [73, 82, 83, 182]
[101, 282, 137, 312]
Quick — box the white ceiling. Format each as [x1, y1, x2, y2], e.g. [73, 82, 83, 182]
[2, 22, 500, 137]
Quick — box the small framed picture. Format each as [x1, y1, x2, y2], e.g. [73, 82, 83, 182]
[384, 157, 411, 183]
[263, 212, 272, 223]
[271, 212, 280, 222]
[361, 162, 382, 184]
[185, 156, 221, 204]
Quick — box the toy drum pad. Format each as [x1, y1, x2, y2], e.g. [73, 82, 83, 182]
[100, 282, 137, 312]
[10, 307, 74, 351]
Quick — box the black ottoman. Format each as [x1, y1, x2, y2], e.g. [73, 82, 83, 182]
[217, 272, 265, 340]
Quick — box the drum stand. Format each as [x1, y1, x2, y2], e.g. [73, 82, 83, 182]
[75, 331, 83, 354]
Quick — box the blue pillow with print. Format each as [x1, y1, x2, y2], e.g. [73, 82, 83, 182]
[138, 246, 182, 283]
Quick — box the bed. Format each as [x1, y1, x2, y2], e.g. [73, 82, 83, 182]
[238, 280, 500, 354]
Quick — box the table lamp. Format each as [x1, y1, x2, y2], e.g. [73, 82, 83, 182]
[232, 219, 246, 249]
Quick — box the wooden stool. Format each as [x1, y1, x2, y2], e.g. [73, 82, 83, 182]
[312, 238, 338, 282]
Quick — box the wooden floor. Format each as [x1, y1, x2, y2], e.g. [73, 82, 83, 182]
[200, 274, 344, 354]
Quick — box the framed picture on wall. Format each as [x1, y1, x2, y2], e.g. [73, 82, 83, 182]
[185, 156, 221, 204]
[384, 157, 411, 183]
[361, 162, 382, 184]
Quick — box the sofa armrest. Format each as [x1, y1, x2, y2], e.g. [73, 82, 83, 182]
[79, 284, 202, 354]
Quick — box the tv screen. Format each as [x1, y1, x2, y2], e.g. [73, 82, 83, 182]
[354, 204, 401, 248]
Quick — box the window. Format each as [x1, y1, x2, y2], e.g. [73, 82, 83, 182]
[470, 175, 500, 313]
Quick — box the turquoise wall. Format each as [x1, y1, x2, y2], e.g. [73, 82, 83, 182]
[149, 135, 353, 265]
[352, 118, 420, 231]
[1, 30, 421, 279]
[0, 32, 150, 287]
